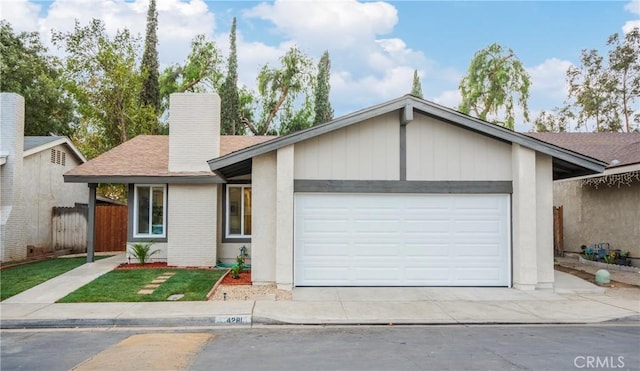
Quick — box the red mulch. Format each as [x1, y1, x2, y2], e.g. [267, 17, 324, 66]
[116, 262, 171, 270]
[220, 270, 252, 285]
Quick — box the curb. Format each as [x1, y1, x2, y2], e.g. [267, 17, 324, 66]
[0, 316, 252, 329]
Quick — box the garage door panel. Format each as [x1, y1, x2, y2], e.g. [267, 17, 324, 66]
[295, 193, 510, 287]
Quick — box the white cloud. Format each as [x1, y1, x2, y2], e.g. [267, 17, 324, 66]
[244, 0, 397, 52]
[432, 90, 461, 109]
[624, 0, 639, 14]
[527, 58, 573, 100]
[3, 0, 214, 68]
[0, 0, 41, 31]
[623, 0, 640, 33]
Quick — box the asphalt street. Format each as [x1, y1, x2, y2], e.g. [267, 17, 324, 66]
[2, 324, 639, 370]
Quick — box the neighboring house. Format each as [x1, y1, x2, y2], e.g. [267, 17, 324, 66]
[65, 93, 605, 291]
[1, 92, 88, 262]
[528, 133, 640, 266]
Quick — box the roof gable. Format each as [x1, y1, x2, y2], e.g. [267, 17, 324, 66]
[23, 136, 86, 163]
[207, 95, 606, 180]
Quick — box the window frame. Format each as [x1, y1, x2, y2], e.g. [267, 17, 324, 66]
[225, 184, 252, 240]
[133, 184, 167, 239]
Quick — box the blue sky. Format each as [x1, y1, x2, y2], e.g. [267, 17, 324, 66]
[2, 0, 639, 131]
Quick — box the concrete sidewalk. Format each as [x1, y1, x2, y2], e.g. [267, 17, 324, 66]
[1, 260, 639, 328]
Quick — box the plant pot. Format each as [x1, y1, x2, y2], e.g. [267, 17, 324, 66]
[615, 258, 629, 266]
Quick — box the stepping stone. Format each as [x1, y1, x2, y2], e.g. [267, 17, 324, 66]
[144, 284, 161, 289]
[167, 294, 184, 301]
[162, 272, 176, 276]
[138, 289, 154, 295]
[152, 279, 167, 284]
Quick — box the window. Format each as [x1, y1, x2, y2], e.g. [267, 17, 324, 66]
[134, 185, 166, 238]
[226, 185, 251, 238]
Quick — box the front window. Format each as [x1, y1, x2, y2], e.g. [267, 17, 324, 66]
[226, 185, 251, 238]
[134, 185, 166, 238]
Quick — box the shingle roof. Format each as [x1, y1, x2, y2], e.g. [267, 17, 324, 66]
[526, 133, 640, 168]
[65, 135, 276, 178]
[208, 95, 607, 180]
[24, 136, 67, 151]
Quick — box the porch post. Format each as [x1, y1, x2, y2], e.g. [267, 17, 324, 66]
[87, 183, 97, 263]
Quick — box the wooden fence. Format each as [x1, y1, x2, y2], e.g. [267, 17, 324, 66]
[553, 205, 564, 257]
[52, 204, 127, 253]
[52, 204, 87, 252]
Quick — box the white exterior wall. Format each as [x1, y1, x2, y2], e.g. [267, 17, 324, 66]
[0, 93, 27, 262]
[406, 114, 512, 181]
[276, 145, 294, 290]
[536, 154, 554, 289]
[511, 144, 538, 290]
[169, 93, 220, 172]
[294, 112, 399, 180]
[251, 152, 277, 284]
[167, 184, 217, 266]
[23, 144, 88, 249]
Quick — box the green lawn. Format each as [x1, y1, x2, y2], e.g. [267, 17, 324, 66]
[58, 269, 225, 302]
[1, 257, 108, 301]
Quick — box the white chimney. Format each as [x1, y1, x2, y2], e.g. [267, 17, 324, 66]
[168, 93, 220, 172]
[1, 92, 27, 261]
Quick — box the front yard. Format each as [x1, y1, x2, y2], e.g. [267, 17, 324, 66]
[58, 268, 225, 302]
[1, 257, 107, 301]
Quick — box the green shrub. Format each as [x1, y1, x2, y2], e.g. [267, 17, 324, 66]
[128, 242, 159, 265]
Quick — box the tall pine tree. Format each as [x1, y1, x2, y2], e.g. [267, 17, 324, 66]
[410, 69, 423, 98]
[313, 50, 334, 125]
[140, 0, 160, 113]
[220, 17, 241, 135]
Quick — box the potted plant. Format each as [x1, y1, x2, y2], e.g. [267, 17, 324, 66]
[615, 251, 630, 266]
[583, 246, 596, 261]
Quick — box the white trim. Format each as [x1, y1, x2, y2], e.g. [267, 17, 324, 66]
[133, 184, 167, 239]
[23, 137, 87, 163]
[226, 184, 252, 238]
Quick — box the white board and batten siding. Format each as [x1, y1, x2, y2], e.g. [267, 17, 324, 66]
[406, 115, 513, 181]
[294, 112, 399, 180]
[294, 193, 510, 287]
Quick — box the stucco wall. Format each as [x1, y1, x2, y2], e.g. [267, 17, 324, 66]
[23, 144, 88, 249]
[251, 152, 277, 284]
[167, 184, 217, 266]
[406, 114, 512, 181]
[554, 178, 640, 264]
[294, 112, 399, 180]
[535, 153, 554, 288]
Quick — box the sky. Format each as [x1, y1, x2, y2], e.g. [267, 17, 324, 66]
[1, 0, 639, 132]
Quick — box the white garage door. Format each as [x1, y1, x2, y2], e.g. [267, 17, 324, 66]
[294, 193, 510, 287]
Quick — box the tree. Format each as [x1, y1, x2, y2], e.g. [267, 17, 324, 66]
[458, 43, 531, 130]
[159, 34, 223, 114]
[313, 50, 334, 125]
[533, 107, 572, 133]
[540, 28, 639, 133]
[0, 21, 77, 136]
[410, 69, 423, 98]
[241, 47, 315, 135]
[220, 17, 242, 135]
[140, 0, 160, 114]
[607, 28, 639, 132]
[52, 19, 157, 158]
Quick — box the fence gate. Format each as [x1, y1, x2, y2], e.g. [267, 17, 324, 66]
[553, 206, 564, 257]
[52, 204, 127, 253]
[52, 204, 87, 252]
[95, 204, 127, 252]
